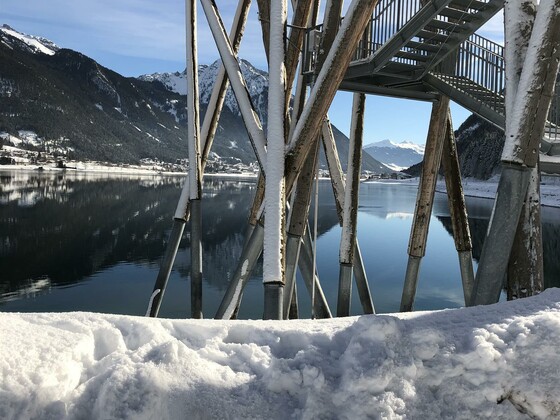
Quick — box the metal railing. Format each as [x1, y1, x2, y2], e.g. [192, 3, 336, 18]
[433, 33, 505, 113]
[368, 0, 423, 56]
[432, 32, 560, 144]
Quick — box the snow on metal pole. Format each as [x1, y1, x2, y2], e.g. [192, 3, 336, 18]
[148, 0, 251, 318]
[337, 93, 365, 317]
[471, 0, 560, 306]
[401, 94, 449, 312]
[200, 0, 267, 172]
[504, 0, 544, 300]
[321, 119, 375, 314]
[263, 0, 287, 320]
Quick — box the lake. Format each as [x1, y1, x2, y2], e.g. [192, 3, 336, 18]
[1, 170, 559, 319]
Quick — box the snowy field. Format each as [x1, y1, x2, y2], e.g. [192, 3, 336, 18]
[2, 290, 560, 419]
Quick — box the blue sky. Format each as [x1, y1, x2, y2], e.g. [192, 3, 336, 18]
[0, 0, 504, 145]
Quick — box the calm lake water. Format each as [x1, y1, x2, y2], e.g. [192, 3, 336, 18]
[1, 170, 559, 319]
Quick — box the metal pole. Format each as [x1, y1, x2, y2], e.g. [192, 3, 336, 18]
[400, 95, 449, 312]
[283, 141, 320, 317]
[321, 119, 375, 314]
[440, 111, 474, 306]
[262, 0, 287, 320]
[337, 93, 365, 317]
[185, 0, 203, 319]
[471, 0, 560, 305]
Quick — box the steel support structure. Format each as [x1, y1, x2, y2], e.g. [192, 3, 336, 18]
[471, 0, 560, 306]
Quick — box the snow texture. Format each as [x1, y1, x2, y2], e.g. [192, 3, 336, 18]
[0, 25, 58, 56]
[139, 60, 269, 122]
[263, 0, 287, 284]
[2, 290, 560, 419]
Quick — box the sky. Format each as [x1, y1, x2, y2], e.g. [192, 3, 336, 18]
[0, 0, 505, 145]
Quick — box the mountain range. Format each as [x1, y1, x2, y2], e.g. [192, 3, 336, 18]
[363, 139, 425, 171]
[0, 25, 391, 174]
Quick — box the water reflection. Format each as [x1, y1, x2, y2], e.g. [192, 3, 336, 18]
[437, 197, 560, 289]
[1, 171, 560, 318]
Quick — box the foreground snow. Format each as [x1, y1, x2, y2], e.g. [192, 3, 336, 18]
[2, 290, 560, 419]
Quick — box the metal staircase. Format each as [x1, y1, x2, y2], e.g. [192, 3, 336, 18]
[304, 0, 560, 171]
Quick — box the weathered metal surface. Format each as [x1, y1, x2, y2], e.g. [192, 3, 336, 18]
[401, 95, 449, 312]
[470, 164, 532, 306]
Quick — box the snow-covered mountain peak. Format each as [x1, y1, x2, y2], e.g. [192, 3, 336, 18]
[0, 24, 59, 56]
[139, 59, 269, 121]
[363, 139, 425, 171]
[365, 139, 425, 154]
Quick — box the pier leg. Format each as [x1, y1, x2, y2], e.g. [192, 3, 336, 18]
[337, 93, 365, 317]
[322, 119, 375, 314]
[283, 141, 321, 317]
[262, 0, 287, 320]
[440, 111, 474, 305]
[400, 95, 449, 312]
[505, 0, 544, 300]
[471, 0, 560, 306]
[508, 165, 544, 299]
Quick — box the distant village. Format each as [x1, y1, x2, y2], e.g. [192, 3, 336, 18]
[0, 136, 409, 179]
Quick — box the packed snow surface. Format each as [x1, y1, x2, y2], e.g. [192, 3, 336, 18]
[2, 290, 560, 419]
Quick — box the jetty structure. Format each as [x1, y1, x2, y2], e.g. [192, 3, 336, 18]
[146, 0, 560, 320]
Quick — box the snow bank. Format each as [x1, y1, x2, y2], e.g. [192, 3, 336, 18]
[2, 290, 560, 419]
[435, 176, 560, 208]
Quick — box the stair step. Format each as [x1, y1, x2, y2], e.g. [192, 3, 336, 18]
[416, 30, 450, 44]
[394, 51, 432, 62]
[438, 7, 478, 22]
[404, 40, 441, 53]
[449, 0, 489, 11]
[425, 19, 466, 33]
